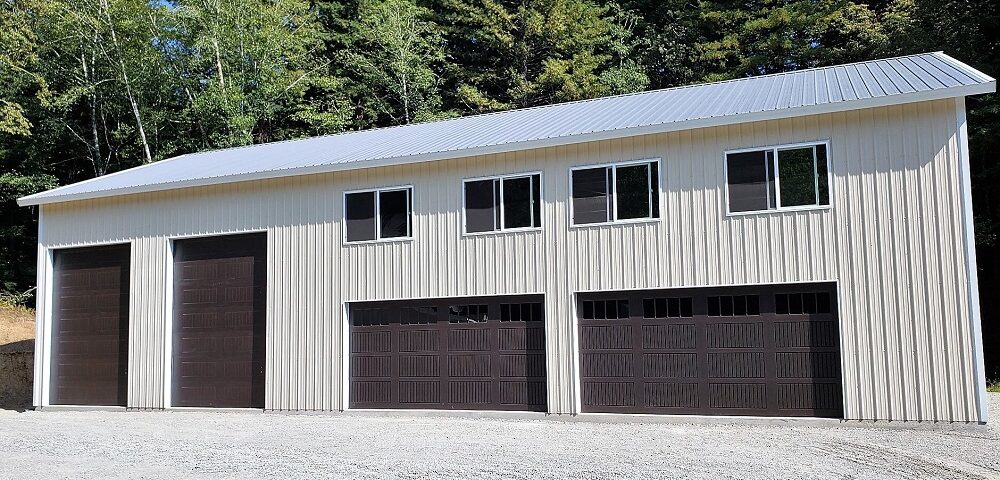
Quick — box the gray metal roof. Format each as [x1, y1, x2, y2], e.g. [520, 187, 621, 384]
[19, 52, 995, 206]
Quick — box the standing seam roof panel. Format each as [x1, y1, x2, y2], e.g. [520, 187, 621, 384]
[18, 52, 995, 206]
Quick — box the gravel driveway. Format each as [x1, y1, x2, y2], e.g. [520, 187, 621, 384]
[1, 395, 998, 479]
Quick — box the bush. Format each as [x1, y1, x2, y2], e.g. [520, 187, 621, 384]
[0, 288, 34, 310]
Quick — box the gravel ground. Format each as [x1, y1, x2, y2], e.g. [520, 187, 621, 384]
[1, 395, 998, 479]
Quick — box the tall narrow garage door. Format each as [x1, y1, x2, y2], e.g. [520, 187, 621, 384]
[350, 295, 547, 411]
[579, 283, 842, 417]
[173, 234, 266, 408]
[50, 244, 130, 406]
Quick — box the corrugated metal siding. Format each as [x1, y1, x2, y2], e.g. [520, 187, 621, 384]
[36, 98, 980, 421]
[21, 53, 994, 206]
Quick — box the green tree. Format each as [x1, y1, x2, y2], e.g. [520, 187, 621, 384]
[168, 0, 348, 147]
[345, 0, 451, 126]
[697, 0, 889, 80]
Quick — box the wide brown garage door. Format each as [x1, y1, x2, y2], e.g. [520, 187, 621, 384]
[350, 295, 546, 411]
[579, 283, 842, 417]
[50, 244, 130, 406]
[172, 233, 266, 408]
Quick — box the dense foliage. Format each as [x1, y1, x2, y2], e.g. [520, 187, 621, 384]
[1, 0, 998, 378]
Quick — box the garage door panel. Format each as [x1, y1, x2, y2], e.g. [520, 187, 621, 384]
[643, 353, 699, 378]
[579, 283, 843, 418]
[349, 295, 546, 411]
[50, 245, 130, 407]
[645, 382, 699, 408]
[583, 382, 634, 407]
[172, 234, 266, 409]
[399, 355, 440, 377]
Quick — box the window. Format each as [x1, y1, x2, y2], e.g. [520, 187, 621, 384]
[345, 186, 412, 242]
[726, 143, 829, 214]
[775, 292, 832, 315]
[464, 173, 541, 233]
[449, 304, 488, 323]
[571, 160, 659, 225]
[707, 295, 760, 317]
[500, 302, 543, 322]
[581, 299, 630, 320]
[643, 297, 693, 318]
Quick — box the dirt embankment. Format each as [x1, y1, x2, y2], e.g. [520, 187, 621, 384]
[0, 305, 34, 410]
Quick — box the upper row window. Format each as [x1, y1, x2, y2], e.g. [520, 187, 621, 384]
[571, 160, 660, 225]
[464, 173, 541, 234]
[345, 186, 412, 243]
[726, 143, 830, 214]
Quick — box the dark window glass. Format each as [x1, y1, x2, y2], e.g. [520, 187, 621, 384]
[616, 163, 651, 220]
[465, 179, 496, 233]
[503, 176, 533, 228]
[606, 300, 618, 319]
[531, 175, 542, 227]
[778, 147, 819, 207]
[789, 293, 803, 314]
[708, 296, 720, 317]
[727, 151, 771, 213]
[582, 300, 594, 319]
[680, 297, 693, 317]
[775, 294, 789, 314]
[668, 297, 680, 318]
[531, 303, 543, 322]
[655, 298, 667, 318]
[746, 295, 760, 316]
[346, 191, 376, 242]
[643, 299, 655, 318]
[594, 300, 606, 319]
[618, 300, 629, 319]
[400, 306, 438, 325]
[817, 292, 831, 314]
[803, 293, 817, 314]
[572, 167, 610, 224]
[449, 304, 488, 323]
[379, 189, 410, 238]
[816, 145, 830, 206]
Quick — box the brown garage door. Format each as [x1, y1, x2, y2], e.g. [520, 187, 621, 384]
[579, 283, 842, 417]
[350, 295, 546, 411]
[172, 233, 266, 408]
[50, 244, 130, 406]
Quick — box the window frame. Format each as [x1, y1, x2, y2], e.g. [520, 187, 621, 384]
[568, 158, 662, 228]
[461, 171, 544, 236]
[342, 184, 414, 244]
[723, 140, 833, 217]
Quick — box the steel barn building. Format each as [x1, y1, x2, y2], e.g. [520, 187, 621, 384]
[19, 52, 995, 423]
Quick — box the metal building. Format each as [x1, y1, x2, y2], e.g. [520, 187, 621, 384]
[19, 52, 995, 422]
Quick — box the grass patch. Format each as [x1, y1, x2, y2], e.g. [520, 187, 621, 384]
[989, 382, 1000, 394]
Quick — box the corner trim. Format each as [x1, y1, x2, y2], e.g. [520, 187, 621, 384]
[955, 96, 988, 423]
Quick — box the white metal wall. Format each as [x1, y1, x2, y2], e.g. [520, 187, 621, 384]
[34, 98, 984, 421]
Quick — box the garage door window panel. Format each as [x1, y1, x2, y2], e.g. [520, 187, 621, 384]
[726, 143, 830, 214]
[572, 160, 660, 225]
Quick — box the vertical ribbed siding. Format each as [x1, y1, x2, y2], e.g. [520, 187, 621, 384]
[127, 237, 168, 409]
[35, 98, 982, 421]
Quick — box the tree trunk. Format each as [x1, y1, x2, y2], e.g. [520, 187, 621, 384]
[101, 0, 152, 164]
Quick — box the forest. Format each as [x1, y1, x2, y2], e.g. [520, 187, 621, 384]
[1, 0, 998, 379]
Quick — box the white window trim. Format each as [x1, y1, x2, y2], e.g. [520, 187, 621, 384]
[568, 158, 662, 228]
[343, 184, 414, 244]
[724, 140, 833, 217]
[461, 171, 544, 236]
